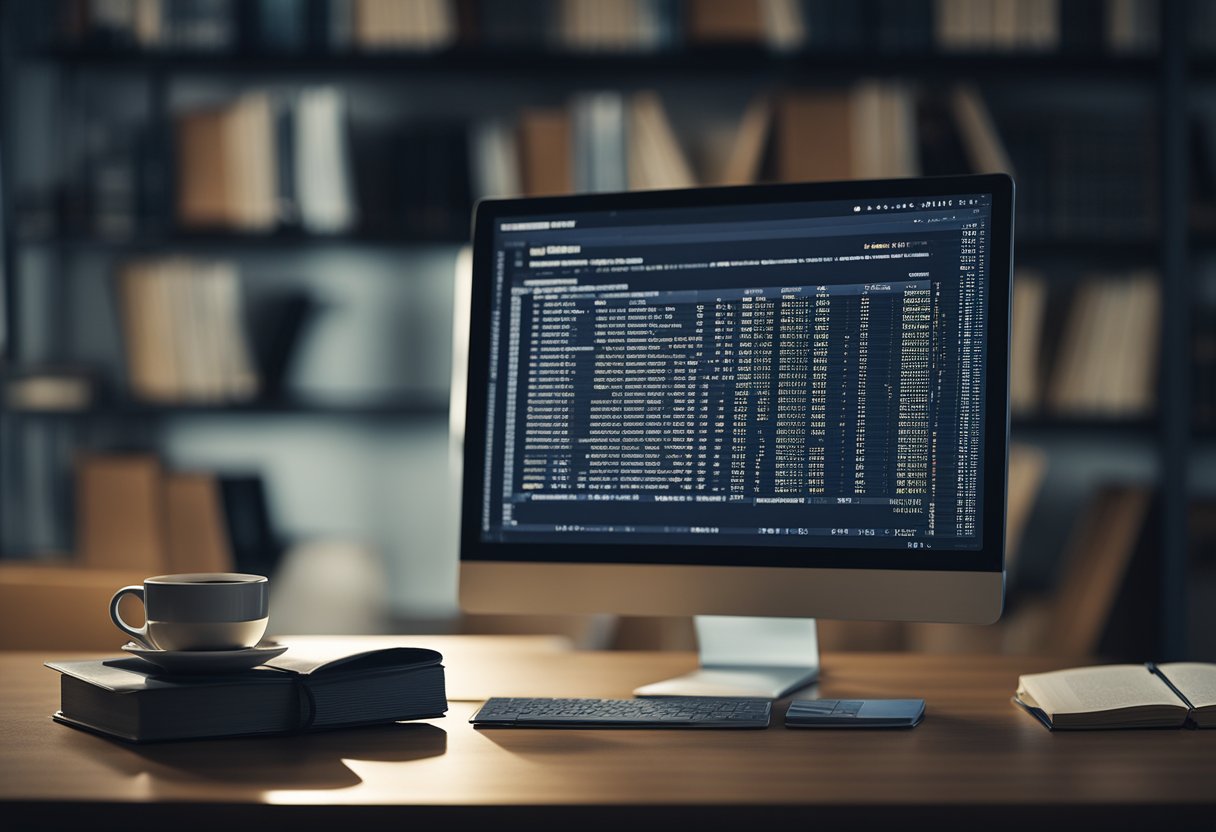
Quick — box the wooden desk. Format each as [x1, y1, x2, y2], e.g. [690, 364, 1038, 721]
[2, 637, 1212, 830]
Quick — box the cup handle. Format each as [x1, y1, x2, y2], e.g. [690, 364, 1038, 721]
[109, 586, 152, 648]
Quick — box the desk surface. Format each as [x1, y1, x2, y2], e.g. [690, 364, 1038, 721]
[2, 637, 1213, 829]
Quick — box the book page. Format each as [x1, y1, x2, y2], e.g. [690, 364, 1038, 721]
[1158, 663, 1216, 709]
[1019, 664, 1181, 715]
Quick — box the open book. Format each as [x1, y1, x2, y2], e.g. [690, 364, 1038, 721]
[1015, 663, 1216, 730]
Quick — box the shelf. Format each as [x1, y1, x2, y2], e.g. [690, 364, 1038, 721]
[16, 229, 468, 252]
[1011, 416, 1158, 443]
[1, 396, 451, 421]
[33, 46, 1162, 84]
[1016, 236, 1162, 264]
[18, 231, 1163, 257]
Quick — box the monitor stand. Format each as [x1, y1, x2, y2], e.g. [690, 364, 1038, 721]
[633, 615, 819, 700]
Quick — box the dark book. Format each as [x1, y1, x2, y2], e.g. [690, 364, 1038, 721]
[241, 0, 310, 52]
[916, 94, 971, 177]
[1060, 0, 1105, 54]
[219, 475, 281, 575]
[248, 291, 316, 397]
[47, 646, 447, 742]
[803, 0, 865, 52]
[875, 0, 931, 53]
[475, 0, 555, 49]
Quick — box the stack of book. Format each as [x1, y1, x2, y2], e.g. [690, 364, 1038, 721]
[117, 257, 259, 403]
[1045, 273, 1160, 417]
[176, 88, 355, 234]
[48, 642, 448, 742]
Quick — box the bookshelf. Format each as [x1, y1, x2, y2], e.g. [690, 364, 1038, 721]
[0, 0, 1203, 658]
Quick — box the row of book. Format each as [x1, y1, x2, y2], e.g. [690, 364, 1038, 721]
[1011, 270, 1160, 417]
[1002, 108, 1156, 239]
[58, 0, 458, 52]
[472, 85, 1004, 197]
[27, 81, 1152, 245]
[50, 0, 1162, 55]
[937, 0, 1158, 54]
[174, 87, 476, 239]
[176, 88, 356, 233]
[117, 258, 259, 403]
[76, 452, 279, 577]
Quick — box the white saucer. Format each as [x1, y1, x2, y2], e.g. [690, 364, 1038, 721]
[121, 642, 288, 674]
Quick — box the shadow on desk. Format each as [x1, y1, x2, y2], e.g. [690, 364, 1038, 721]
[88, 722, 447, 791]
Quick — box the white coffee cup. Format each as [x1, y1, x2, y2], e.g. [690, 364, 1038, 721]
[109, 573, 269, 651]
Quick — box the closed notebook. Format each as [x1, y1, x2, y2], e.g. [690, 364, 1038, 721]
[47, 646, 446, 743]
[1015, 663, 1216, 730]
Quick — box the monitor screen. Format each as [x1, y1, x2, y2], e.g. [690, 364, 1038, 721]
[465, 178, 1010, 572]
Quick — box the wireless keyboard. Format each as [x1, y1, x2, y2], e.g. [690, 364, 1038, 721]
[470, 696, 771, 728]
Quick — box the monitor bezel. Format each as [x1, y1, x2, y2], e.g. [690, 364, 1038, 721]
[461, 173, 1013, 575]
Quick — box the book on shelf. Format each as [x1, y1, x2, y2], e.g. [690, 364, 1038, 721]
[75, 452, 247, 575]
[175, 87, 357, 234]
[2, 366, 98, 412]
[951, 85, 1015, 175]
[935, 0, 1061, 52]
[572, 92, 629, 193]
[685, 0, 768, 44]
[350, 0, 457, 51]
[557, 0, 675, 52]
[117, 257, 259, 404]
[474, 0, 556, 49]
[1003, 106, 1156, 239]
[628, 90, 697, 190]
[773, 83, 920, 182]
[717, 95, 773, 185]
[1045, 485, 1151, 656]
[470, 119, 523, 200]
[294, 86, 358, 233]
[516, 107, 574, 196]
[51, 0, 1162, 55]
[163, 473, 236, 574]
[47, 642, 448, 742]
[349, 117, 472, 238]
[1010, 270, 1047, 414]
[176, 92, 279, 231]
[60, 0, 238, 51]
[1004, 442, 1048, 575]
[1045, 272, 1160, 417]
[1015, 662, 1216, 730]
[218, 475, 282, 576]
[76, 453, 167, 573]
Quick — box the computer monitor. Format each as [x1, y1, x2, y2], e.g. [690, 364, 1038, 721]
[460, 174, 1012, 698]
